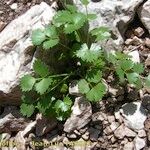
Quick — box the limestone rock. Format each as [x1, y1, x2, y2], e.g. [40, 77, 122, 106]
[114, 124, 137, 139]
[145, 38, 150, 48]
[88, 127, 101, 141]
[104, 126, 113, 135]
[69, 0, 144, 45]
[107, 115, 115, 123]
[114, 109, 123, 123]
[145, 54, 150, 67]
[15, 121, 36, 150]
[124, 127, 137, 138]
[134, 137, 146, 150]
[0, 106, 30, 133]
[120, 102, 147, 131]
[0, 2, 56, 105]
[125, 36, 143, 46]
[69, 80, 81, 96]
[133, 27, 144, 37]
[64, 97, 92, 133]
[123, 142, 134, 150]
[35, 113, 57, 136]
[10, 3, 18, 10]
[82, 131, 89, 141]
[92, 112, 105, 122]
[144, 115, 150, 142]
[138, 0, 150, 34]
[138, 129, 146, 138]
[128, 50, 140, 63]
[0, 21, 6, 32]
[110, 122, 120, 132]
[67, 133, 77, 139]
[114, 124, 125, 139]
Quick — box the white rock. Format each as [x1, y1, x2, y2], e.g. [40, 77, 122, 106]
[134, 137, 146, 150]
[124, 127, 137, 137]
[114, 124, 137, 139]
[82, 131, 89, 141]
[107, 115, 115, 123]
[10, 3, 18, 10]
[108, 87, 118, 96]
[114, 110, 121, 120]
[92, 112, 105, 122]
[0, 21, 6, 32]
[125, 36, 143, 45]
[138, 0, 150, 34]
[67, 133, 77, 139]
[104, 126, 112, 135]
[145, 54, 150, 67]
[134, 27, 144, 37]
[123, 142, 134, 150]
[120, 102, 147, 131]
[35, 113, 57, 136]
[114, 110, 123, 123]
[110, 122, 120, 132]
[121, 138, 128, 145]
[69, 80, 81, 96]
[15, 121, 36, 150]
[0, 2, 56, 105]
[138, 129, 146, 138]
[21, 121, 37, 137]
[64, 97, 92, 133]
[114, 124, 125, 139]
[0, 106, 30, 132]
[145, 38, 150, 48]
[0, 133, 11, 140]
[73, 0, 144, 45]
[128, 50, 140, 63]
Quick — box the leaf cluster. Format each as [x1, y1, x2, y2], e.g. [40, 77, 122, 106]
[20, 60, 72, 120]
[108, 52, 148, 88]
[20, 1, 150, 121]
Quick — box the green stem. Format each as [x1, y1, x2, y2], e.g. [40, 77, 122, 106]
[36, 73, 69, 81]
[85, 5, 89, 45]
[49, 73, 69, 78]
[59, 43, 72, 50]
[48, 75, 70, 92]
[76, 30, 82, 42]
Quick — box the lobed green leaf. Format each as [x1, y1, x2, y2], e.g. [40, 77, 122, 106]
[35, 78, 53, 95]
[91, 27, 111, 41]
[78, 79, 90, 94]
[20, 103, 35, 117]
[21, 75, 36, 92]
[33, 59, 49, 77]
[32, 29, 46, 45]
[86, 82, 106, 102]
[76, 43, 102, 62]
[81, 0, 89, 5]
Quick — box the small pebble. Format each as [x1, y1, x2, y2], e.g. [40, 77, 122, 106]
[134, 27, 144, 37]
[110, 122, 120, 132]
[107, 116, 115, 123]
[0, 21, 6, 32]
[145, 38, 150, 48]
[138, 130, 146, 138]
[10, 3, 18, 10]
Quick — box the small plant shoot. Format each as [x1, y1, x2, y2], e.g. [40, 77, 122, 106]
[20, 0, 150, 121]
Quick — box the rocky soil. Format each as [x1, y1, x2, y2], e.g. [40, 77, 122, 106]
[1, 0, 150, 150]
[0, 0, 54, 31]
